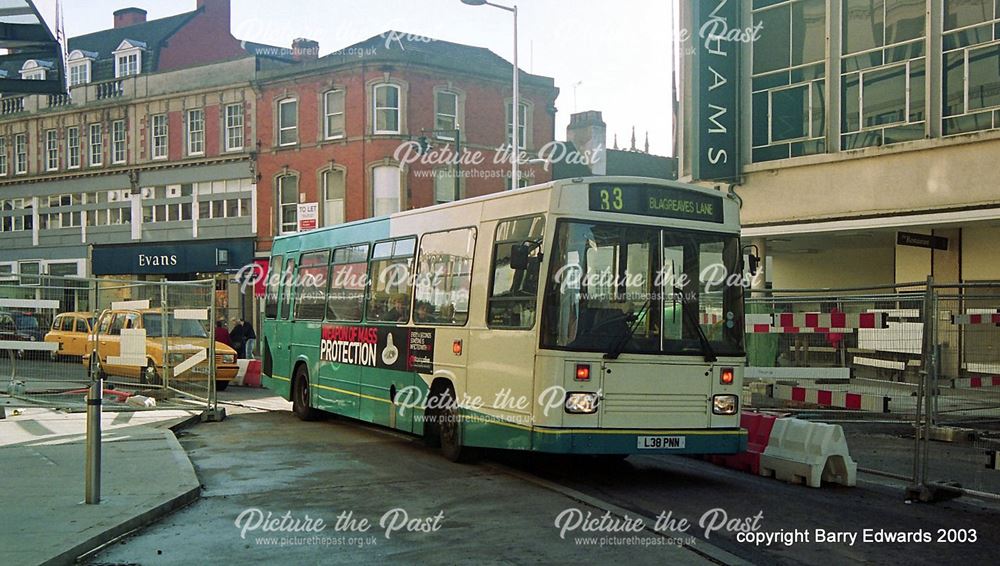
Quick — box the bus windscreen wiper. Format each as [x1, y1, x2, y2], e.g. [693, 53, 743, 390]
[604, 300, 651, 360]
[676, 288, 718, 363]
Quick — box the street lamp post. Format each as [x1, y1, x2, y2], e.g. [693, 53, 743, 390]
[461, 0, 518, 189]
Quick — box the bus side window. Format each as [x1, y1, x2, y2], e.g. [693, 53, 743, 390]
[264, 256, 283, 319]
[487, 215, 545, 329]
[327, 244, 369, 322]
[294, 250, 331, 321]
[414, 227, 476, 326]
[366, 237, 416, 323]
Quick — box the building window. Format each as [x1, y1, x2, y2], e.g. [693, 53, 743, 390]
[434, 169, 457, 204]
[372, 165, 402, 216]
[15, 133, 27, 175]
[195, 180, 250, 220]
[839, 0, 926, 150]
[69, 63, 89, 86]
[506, 101, 529, 148]
[187, 109, 205, 155]
[435, 91, 458, 139]
[0, 137, 7, 176]
[278, 99, 298, 146]
[112, 120, 126, 164]
[322, 168, 345, 227]
[324, 90, 345, 139]
[46, 130, 59, 171]
[277, 175, 299, 234]
[115, 49, 141, 78]
[67, 127, 80, 169]
[225, 104, 244, 151]
[750, 0, 828, 162]
[151, 114, 168, 159]
[373, 84, 400, 134]
[89, 124, 103, 167]
[942, 0, 1000, 135]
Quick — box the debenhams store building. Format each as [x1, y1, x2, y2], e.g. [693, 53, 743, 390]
[681, 0, 1000, 288]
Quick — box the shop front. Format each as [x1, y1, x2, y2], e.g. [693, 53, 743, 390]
[91, 238, 257, 322]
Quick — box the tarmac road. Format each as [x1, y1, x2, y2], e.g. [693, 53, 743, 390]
[86, 389, 1000, 565]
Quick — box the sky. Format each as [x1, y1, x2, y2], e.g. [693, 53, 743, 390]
[34, 0, 675, 156]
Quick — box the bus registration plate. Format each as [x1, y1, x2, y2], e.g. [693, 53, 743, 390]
[637, 436, 685, 449]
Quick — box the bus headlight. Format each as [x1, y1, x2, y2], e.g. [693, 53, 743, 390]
[222, 354, 236, 364]
[712, 394, 738, 415]
[565, 392, 600, 414]
[167, 353, 186, 365]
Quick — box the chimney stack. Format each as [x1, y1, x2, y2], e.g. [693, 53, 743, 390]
[292, 38, 320, 61]
[113, 7, 147, 29]
[196, 0, 232, 32]
[566, 111, 607, 175]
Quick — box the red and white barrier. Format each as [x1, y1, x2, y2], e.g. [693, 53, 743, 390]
[243, 359, 262, 388]
[950, 311, 1000, 325]
[745, 312, 888, 334]
[950, 375, 1000, 389]
[772, 384, 891, 413]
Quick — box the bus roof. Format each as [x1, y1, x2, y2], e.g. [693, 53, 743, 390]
[272, 176, 734, 247]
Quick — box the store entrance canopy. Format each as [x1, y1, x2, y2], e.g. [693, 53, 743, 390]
[0, 0, 65, 94]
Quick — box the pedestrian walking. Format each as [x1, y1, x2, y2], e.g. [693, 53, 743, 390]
[230, 319, 246, 358]
[242, 319, 257, 359]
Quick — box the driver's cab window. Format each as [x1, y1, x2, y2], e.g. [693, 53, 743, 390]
[0, 314, 14, 333]
[98, 313, 112, 334]
[487, 215, 545, 329]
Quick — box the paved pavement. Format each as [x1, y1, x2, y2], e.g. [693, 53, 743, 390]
[86, 402, 735, 565]
[0, 405, 202, 566]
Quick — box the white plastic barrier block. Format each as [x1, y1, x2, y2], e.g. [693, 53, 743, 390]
[759, 418, 858, 488]
[234, 359, 250, 386]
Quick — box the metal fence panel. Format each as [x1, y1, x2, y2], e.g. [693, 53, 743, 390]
[1, 276, 218, 414]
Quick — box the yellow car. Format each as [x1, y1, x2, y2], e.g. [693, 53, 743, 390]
[44, 312, 96, 360]
[81, 309, 238, 390]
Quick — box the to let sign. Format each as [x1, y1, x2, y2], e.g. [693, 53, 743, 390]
[298, 202, 319, 231]
[691, 0, 740, 182]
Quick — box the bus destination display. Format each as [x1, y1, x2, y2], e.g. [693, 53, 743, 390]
[588, 183, 725, 223]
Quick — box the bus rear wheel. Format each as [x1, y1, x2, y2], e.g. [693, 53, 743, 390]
[292, 366, 320, 421]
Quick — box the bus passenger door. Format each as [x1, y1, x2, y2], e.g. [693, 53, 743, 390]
[272, 258, 296, 380]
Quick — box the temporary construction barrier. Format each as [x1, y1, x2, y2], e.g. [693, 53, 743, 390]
[759, 418, 858, 488]
[705, 411, 781, 475]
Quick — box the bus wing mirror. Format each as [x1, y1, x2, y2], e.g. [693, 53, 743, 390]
[510, 244, 530, 271]
[742, 244, 760, 276]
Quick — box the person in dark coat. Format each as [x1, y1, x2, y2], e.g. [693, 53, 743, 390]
[242, 319, 257, 359]
[229, 319, 246, 358]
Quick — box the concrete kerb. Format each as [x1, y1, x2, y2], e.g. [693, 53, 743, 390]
[48, 430, 202, 566]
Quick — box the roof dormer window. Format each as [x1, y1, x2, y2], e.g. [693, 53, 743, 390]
[19, 59, 53, 81]
[67, 50, 97, 86]
[113, 39, 145, 78]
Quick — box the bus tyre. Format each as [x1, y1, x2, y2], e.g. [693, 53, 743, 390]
[292, 366, 320, 421]
[438, 388, 472, 463]
[215, 379, 229, 392]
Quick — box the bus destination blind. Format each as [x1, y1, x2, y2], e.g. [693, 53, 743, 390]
[588, 183, 725, 224]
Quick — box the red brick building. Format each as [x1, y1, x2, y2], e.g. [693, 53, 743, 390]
[253, 32, 559, 252]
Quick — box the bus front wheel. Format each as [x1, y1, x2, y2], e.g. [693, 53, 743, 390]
[292, 365, 320, 421]
[437, 388, 472, 463]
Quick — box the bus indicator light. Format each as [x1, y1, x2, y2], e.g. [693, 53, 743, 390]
[575, 364, 590, 381]
[452, 340, 463, 356]
[720, 367, 734, 385]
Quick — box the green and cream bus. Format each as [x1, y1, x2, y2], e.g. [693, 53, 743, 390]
[261, 176, 748, 461]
